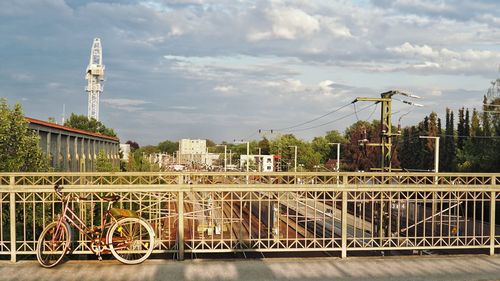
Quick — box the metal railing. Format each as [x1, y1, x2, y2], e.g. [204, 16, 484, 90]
[0, 172, 499, 262]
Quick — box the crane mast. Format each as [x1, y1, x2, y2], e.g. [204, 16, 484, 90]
[85, 38, 104, 121]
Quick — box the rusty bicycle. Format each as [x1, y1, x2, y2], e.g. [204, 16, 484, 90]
[36, 184, 155, 268]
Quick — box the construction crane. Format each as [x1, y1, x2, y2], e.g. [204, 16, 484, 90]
[85, 38, 105, 121]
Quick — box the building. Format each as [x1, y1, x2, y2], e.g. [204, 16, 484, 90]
[240, 154, 275, 172]
[27, 117, 120, 172]
[178, 139, 207, 164]
[120, 143, 131, 162]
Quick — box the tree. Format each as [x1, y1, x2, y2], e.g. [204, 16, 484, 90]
[96, 150, 118, 172]
[206, 139, 216, 147]
[311, 136, 330, 164]
[64, 113, 117, 137]
[343, 121, 378, 171]
[441, 108, 456, 171]
[257, 137, 271, 155]
[464, 109, 470, 137]
[399, 126, 417, 170]
[269, 134, 321, 171]
[129, 146, 160, 172]
[457, 108, 465, 150]
[0, 99, 47, 172]
[324, 130, 347, 163]
[126, 140, 139, 151]
[157, 140, 178, 154]
[482, 96, 492, 137]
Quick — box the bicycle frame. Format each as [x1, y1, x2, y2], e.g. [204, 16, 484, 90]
[53, 192, 118, 250]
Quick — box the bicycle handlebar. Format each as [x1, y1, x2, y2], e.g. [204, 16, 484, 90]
[54, 184, 87, 202]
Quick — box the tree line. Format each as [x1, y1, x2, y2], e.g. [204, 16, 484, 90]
[115, 96, 500, 172]
[2, 96, 500, 173]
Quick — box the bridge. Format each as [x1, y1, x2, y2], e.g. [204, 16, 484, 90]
[1, 172, 499, 263]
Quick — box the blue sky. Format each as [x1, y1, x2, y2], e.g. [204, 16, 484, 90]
[1, 0, 499, 145]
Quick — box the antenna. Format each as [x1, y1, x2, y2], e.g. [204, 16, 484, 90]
[61, 104, 66, 125]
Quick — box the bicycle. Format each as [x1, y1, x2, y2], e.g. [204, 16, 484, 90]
[36, 184, 155, 268]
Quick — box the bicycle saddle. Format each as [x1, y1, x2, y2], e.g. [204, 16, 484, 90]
[101, 195, 121, 202]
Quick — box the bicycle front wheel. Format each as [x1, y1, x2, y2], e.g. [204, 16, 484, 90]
[108, 218, 155, 265]
[36, 221, 71, 268]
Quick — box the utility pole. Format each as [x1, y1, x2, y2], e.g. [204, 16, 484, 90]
[354, 90, 422, 251]
[355, 90, 421, 172]
[216, 144, 227, 172]
[234, 140, 250, 182]
[328, 143, 341, 171]
[288, 146, 298, 172]
[419, 136, 440, 173]
[258, 147, 262, 172]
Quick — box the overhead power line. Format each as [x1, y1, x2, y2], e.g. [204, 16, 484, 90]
[285, 103, 377, 133]
[276, 101, 354, 131]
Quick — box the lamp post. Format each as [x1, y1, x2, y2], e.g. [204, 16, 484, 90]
[229, 149, 232, 166]
[328, 143, 341, 172]
[216, 144, 227, 172]
[288, 145, 298, 172]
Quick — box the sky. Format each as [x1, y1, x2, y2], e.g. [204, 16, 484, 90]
[1, 0, 500, 145]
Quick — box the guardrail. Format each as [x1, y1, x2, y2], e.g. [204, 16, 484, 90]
[0, 172, 499, 262]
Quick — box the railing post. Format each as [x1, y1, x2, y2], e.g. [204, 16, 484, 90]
[491, 190, 496, 256]
[177, 189, 184, 261]
[341, 190, 348, 259]
[9, 176, 16, 263]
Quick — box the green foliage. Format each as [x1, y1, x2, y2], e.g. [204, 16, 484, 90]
[206, 139, 216, 147]
[158, 140, 178, 154]
[258, 137, 271, 155]
[0, 98, 47, 172]
[96, 150, 119, 172]
[64, 113, 117, 137]
[126, 140, 140, 151]
[441, 108, 456, 171]
[269, 134, 321, 171]
[342, 121, 378, 171]
[127, 147, 160, 172]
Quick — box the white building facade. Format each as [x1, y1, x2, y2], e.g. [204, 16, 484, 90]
[120, 143, 131, 162]
[240, 154, 274, 172]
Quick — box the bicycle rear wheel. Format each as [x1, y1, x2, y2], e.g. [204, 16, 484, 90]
[36, 221, 71, 268]
[108, 217, 155, 264]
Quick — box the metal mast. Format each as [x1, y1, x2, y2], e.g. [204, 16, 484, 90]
[355, 90, 421, 172]
[85, 38, 105, 121]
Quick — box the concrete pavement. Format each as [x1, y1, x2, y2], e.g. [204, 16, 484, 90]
[2, 255, 500, 281]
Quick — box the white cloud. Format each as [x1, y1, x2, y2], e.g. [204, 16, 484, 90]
[168, 105, 197, 110]
[387, 42, 438, 59]
[214, 85, 236, 93]
[318, 80, 335, 95]
[386, 42, 500, 74]
[265, 79, 305, 93]
[102, 98, 150, 112]
[248, 6, 320, 41]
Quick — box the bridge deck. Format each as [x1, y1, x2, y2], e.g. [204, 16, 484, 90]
[2, 255, 500, 281]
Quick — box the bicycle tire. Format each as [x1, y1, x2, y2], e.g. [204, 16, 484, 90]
[108, 217, 155, 265]
[36, 221, 71, 268]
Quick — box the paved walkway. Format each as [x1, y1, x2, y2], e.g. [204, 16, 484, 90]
[2, 255, 500, 281]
